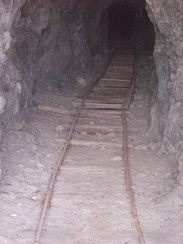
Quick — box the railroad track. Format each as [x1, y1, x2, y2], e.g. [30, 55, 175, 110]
[35, 44, 145, 244]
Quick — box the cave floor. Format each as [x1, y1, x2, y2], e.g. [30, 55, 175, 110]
[0, 53, 183, 244]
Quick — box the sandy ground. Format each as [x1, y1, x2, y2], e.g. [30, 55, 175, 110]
[0, 52, 183, 244]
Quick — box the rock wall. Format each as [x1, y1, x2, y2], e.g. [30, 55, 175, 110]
[0, 0, 110, 132]
[0, 0, 182, 183]
[0, 0, 152, 133]
[146, 0, 183, 181]
[0, 0, 109, 179]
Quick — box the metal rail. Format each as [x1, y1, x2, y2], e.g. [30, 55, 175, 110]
[34, 45, 145, 244]
[33, 51, 116, 244]
[122, 46, 145, 244]
[121, 109, 145, 244]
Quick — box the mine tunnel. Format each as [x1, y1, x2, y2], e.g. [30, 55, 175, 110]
[108, 1, 155, 52]
[0, 0, 183, 242]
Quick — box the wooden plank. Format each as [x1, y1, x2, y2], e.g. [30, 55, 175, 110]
[115, 54, 134, 57]
[105, 71, 132, 74]
[101, 78, 131, 82]
[112, 54, 134, 57]
[105, 72, 132, 76]
[112, 57, 134, 60]
[57, 139, 122, 149]
[105, 71, 132, 75]
[110, 59, 134, 62]
[93, 86, 127, 92]
[78, 94, 125, 100]
[80, 113, 121, 119]
[98, 80, 130, 88]
[110, 61, 134, 65]
[75, 124, 122, 131]
[104, 74, 132, 78]
[108, 64, 133, 68]
[38, 104, 121, 119]
[76, 98, 124, 104]
[111, 61, 134, 64]
[82, 108, 122, 115]
[38, 105, 72, 115]
[107, 66, 133, 69]
[91, 88, 127, 93]
[73, 102, 122, 110]
[69, 140, 122, 148]
[63, 124, 122, 133]
[89, 91, 126, 97]
[105, 70, 133, 73]
[89, 94, 126, 101]
[61, 166, 121, 172]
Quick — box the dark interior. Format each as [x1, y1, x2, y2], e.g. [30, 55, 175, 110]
[108, 1, 155, 53]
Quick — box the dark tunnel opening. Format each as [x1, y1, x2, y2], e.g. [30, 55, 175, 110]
[107, 1, 155, 54]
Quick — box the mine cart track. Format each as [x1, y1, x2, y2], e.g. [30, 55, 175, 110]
[34, 44, 145, 244]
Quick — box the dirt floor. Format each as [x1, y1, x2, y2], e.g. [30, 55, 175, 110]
[0, 51, 183, 244]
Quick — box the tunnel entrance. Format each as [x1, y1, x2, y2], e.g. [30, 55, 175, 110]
[1, 1, 183, 242]
[107, 1, 155, 53]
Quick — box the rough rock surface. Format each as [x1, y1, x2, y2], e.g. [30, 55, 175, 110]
[0, 0, 182, 183]
[146, 0, 183, 182]
[0, 0, 111, 176]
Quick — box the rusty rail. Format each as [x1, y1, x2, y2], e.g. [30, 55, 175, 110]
[123, 47, 138, 110]
[33, 51, 116, 244]
[122, 46, 145, 244]
[34, 45, 145, 244]
[121, 109, 145, 244]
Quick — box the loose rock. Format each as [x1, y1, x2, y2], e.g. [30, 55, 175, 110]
[0, 96, 6, 114]
[76, 77, 87, 86]
[55, 125, 65, 133]
[111, 155, 122, 162]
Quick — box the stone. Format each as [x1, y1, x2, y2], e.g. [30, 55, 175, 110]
[15, 82, 21, 95]
[3, 31, 12, 52]
[147, 102, 161, 144]
[24, 132, 36, 144]
[178, 154, 183, 185]
[76, 77, 87, 86]
[10, 213, 18, 217]
[36, 163, 45, 168]
[0, 236, 14, 244]
[89, 121, 95, 125]
[55, 125, 65, 132]
[94, 54, 102, 65]
[0, 96, 6, 114]
[135, 144, 148, 151]
[111, 155, 122, 162]
[0, 168, 2, 181]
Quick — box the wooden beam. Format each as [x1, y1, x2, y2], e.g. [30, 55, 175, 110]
[101, 78, 131, 82]
[76, 98, 124, 104]
[63, 124, 122, 133]
[38, 105, 72, 116]
[73, 102, 122, 110]
[93, 86, 127, 92]
[57, 138, 122, 149]
[82, 108, 122, 115]
[98, 80, 130, 88]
